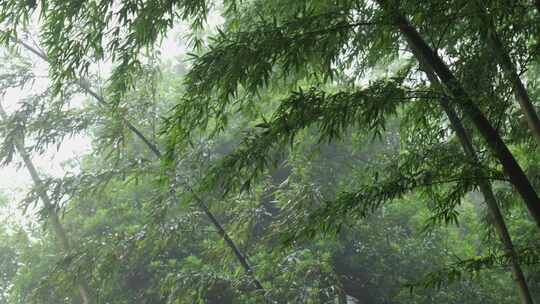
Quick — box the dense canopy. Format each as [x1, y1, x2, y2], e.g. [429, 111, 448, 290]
[0, 0, 539, 303]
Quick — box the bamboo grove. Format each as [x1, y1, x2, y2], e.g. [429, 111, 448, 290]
[0, 0, 539, 303]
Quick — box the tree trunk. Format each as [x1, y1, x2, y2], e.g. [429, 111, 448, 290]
[474, 1, 540, 148]
[377, 4, 540, 228]
[0, 105, 94, 304]
[419, 61, 534, 303]
[444, 101, 535, 304]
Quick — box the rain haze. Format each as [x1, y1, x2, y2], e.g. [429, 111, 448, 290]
[0, 2, 539, 304]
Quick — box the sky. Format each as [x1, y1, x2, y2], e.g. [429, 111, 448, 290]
[0, 53, 87, 205]
[0, 11, 225, 229]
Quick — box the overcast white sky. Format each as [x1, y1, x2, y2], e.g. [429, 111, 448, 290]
[0, 10, 226, 229]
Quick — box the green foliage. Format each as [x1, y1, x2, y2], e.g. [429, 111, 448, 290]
[202, 80, 409, 194]
[1, 0, 540, 303]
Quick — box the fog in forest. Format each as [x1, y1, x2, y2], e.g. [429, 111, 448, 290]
[0, 1, 539, 303]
